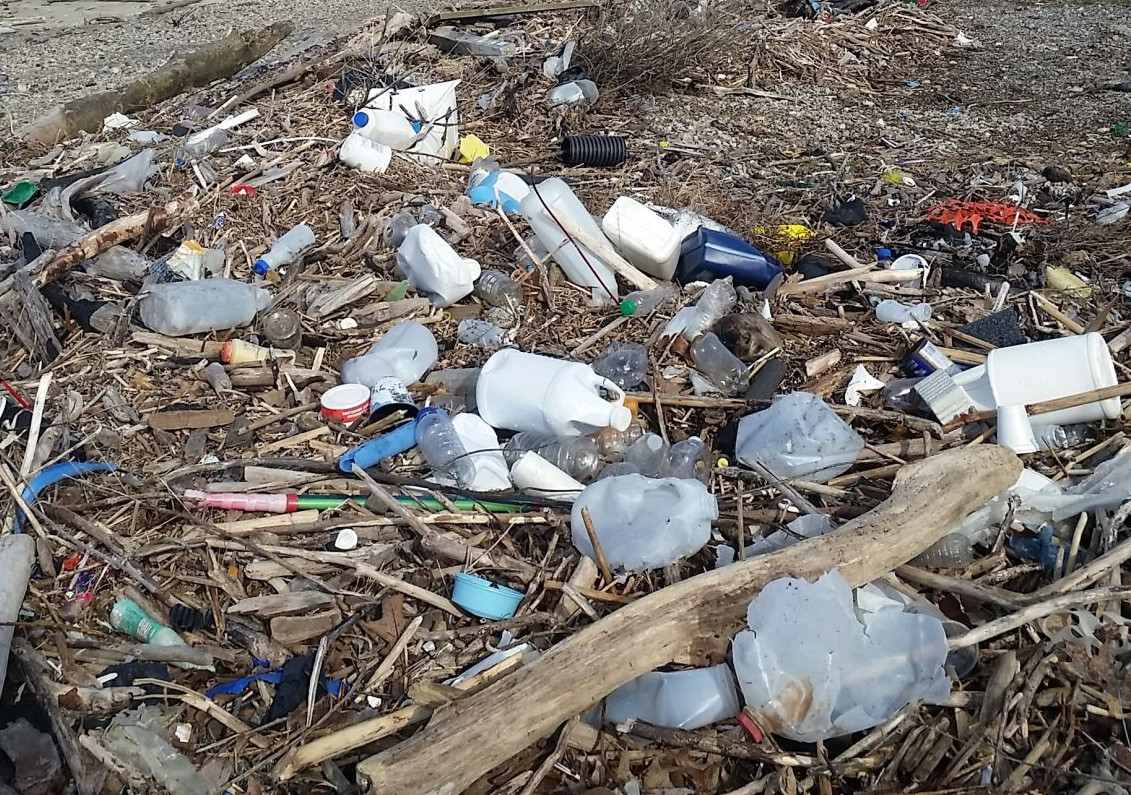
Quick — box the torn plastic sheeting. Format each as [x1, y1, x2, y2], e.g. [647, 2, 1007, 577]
[16, 461, 118, 532]
[732, 569, 950, 742]
[596, 664, 741, 731]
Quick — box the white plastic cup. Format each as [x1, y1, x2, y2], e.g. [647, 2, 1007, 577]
[510, 451, 584, 501]
[996, 404, 1038, 453]
[321, 384, 371, 423]
[986, 333, 1118, 425]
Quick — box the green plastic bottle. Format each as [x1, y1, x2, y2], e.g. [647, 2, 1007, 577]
[109, 599, 184, 647]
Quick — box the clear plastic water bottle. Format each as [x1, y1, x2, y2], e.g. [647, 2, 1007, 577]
[619, 284, 679, 316]
[110, 599, 185, 647]
[457, 319, 507, 350]
[881, 377, 924, 412]
[690, 332, 747, 395]
[415, 407, 476, 488]
[682, 279, 737, 341]
[594, 421, 644, 461]
[625, 433, 671, 477]
[592, 342, 648, 390]
[474, 270, 523, 308]
[138, 279, 272, 337]
[383, 210, 418, 247]
[664, 436, 707, 480]
[254, 224, 315, 277]
[502, 432, 602, 481]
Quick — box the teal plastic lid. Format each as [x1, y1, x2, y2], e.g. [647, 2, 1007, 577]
[452, 572, 523, 620]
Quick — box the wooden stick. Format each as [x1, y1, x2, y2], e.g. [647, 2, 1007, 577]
[362, 615, 423, 693]
[942, 382, 1131, 430]
[580, 507, 613, 586]
[824, 239, 868, 269]
[778, 267, 924, 296]
[356, 446, 1022, 793]
[949, 586, 1131, 650]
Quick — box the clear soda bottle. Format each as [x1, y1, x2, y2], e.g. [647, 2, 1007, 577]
[474, 270, 523, 308]
[502, 432, 602, 480]
[414, 407, 476, 488]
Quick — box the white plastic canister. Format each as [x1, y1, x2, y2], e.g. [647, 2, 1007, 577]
[476, 349, 632, 436]
[601, 196, 680, 280]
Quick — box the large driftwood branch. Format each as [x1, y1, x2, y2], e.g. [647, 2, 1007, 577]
[18, 23, 293, 145]
[356, 445, 1022, 794]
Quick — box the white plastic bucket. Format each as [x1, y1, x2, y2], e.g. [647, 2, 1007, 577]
[476, 349, 632, 436]
[955, 333, 1119, 425]
[601, 196, 680, 280]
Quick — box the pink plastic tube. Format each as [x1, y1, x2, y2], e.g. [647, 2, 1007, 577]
[182, 489, 293, 513]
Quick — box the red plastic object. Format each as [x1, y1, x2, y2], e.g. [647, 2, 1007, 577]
[737, 709, 765, 743]
[924, 200, 1048, 235]
[230, 184, 257, 196]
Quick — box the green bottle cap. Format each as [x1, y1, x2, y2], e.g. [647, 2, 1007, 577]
[619, 299, 636, 316]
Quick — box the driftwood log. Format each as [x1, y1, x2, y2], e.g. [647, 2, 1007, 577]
[355, 445, 1022, 794]
[18, 23, 293, 145]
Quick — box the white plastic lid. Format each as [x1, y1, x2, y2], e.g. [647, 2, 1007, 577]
[608, 404, 633, 432]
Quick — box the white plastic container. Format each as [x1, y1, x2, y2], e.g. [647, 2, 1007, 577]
[601, 196, 680, 280]
[339, 132, 392, 173]
[397, 224, 481, 307]
[520, 178, 618, 301]
[339, 320, 438, 389]
[351, 108, 418, 150]
[571, 474, 717, 571]
[510, 451, 584, 501]
[953, 332, 1119, 425]
[138, 279, 271, 337]
[362, 79, 461, 162]
[599, 664, 741, 730]
[996, 404, 1037, 453]
[476, 349, 632, 436]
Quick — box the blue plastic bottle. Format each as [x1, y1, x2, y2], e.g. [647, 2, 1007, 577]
[676, 227, 784, 289]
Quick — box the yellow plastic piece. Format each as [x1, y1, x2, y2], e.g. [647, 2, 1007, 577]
[459, 134, 489, 164]
[1045, 265, 1093, 299]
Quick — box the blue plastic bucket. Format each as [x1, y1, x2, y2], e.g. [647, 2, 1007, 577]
[452, 572, 524, 620]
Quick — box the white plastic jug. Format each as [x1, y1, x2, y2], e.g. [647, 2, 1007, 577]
[339, 132, 392, 173]
[397, 224, 481, 307]
[339, 320, 438, 388]
[601, 196, 681, 280]
[138, 279, 271, 337]
[570, 474, 717, 571]
[476, 349, 632, 436]
[363, 79, 461, 162]
[352, 108, 419, 150]
[520, 178, 618, 301]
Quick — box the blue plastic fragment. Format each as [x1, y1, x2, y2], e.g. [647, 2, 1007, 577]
[16, 461, 118, 532]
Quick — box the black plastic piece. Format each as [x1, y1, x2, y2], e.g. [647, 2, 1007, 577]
[560, 135, 628, 167]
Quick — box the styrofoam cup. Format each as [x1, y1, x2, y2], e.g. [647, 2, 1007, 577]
[996, 404, 1037, 453]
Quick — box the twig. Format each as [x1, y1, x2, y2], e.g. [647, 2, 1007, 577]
[950, 586, 1131, 650]
[363, 615, 423, 693]
[580, 507, 613, 586]
[518, 717, 577, 795]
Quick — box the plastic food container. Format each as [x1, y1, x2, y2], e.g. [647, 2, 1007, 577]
[451, 572, 524, 620]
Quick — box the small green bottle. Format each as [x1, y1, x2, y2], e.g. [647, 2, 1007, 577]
[109, 599, 185, 647]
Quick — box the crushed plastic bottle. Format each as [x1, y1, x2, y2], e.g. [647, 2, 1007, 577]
[690, 332, 747, 396]
[663, 436, 707, 481]
[624, 433, 670, 478]
[138, 279, 271, 337]
[571, 475, 717, 571]
[597, 664, 740, 730]
[619, 284, 679, 317]
[591, 342, 648, 390]
[503, 432, 602, 481]
[732, 570, 950, 742]
[255, 223, 315, 277]
[681, 279, 737, 342]
[735, 392, 864, 483]
[339, 320, 438, 389]
[474, 270, 523, 308]
[875, 299, 932, 324]
[101, 706, 217, 795]
[457, 319, 508, 350]
[415, 407, 476, 488]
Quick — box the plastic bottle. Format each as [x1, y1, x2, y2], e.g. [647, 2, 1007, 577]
[570, 474, 718, 571]
[457, 319, 507, 350]
[397, 224, 481, 307]
[502, 432, 602, 481]
[340, 320, 438, 389]
[261, 307, 302, 350]
[520, 178, 618, 302]
[474, 270, 523, 308]
[138, 279, 272, 337]
[881, 377, 924, 412]
[110, 599, 185, 647]
[384, 210, 418, 247]
[415, 407, 476, 488]
[599, 664, 740, 730]
[664, 436, 707, 480]
[546, 80, 599, 107]
[592, 421, 642, 460]
[875, 299, 932, 324]
[681, 279, 736, 342]
[911, 533, 974, 568]
[619, 284, 679, 317]
[352, 108, 419, 150]
[690, 332, 747, 395]
[476, 349, 632, 436]
[255, 224, 315, 277]
[624, 433, 670, 477]
[677, 228, 785, 289]
[591, 343, 648, 390]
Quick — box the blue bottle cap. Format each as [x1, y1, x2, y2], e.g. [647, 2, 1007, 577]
[253, 258, 271, 276]
[877, 247, 892, 261]
[352, 110, 370, 128]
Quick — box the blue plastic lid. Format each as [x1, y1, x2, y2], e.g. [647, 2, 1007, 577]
[352, 110, 370, 128]
[452, 572, 524, 620]
[877, 247, 893, 261]
[253, 258, 271, 276]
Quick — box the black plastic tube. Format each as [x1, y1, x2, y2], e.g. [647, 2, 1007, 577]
[560, 135, 628, 167]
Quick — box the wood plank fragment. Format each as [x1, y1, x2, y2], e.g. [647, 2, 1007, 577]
[147, 409, 235, 431]
[228, 591, 337, 618]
